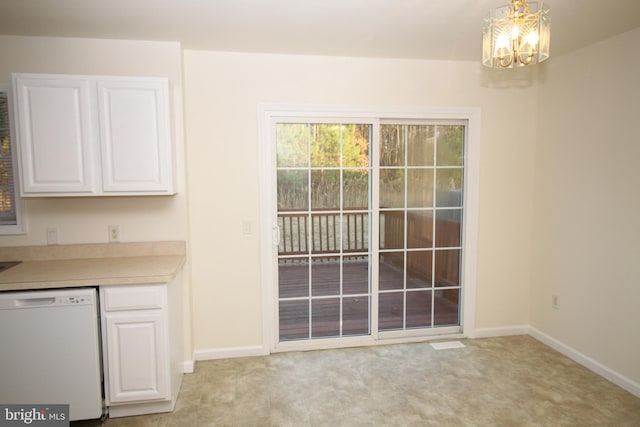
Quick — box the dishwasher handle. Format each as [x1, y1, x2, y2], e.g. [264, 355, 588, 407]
[15, 297, 56, 307]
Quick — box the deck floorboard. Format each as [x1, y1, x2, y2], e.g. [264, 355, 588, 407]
[278, 260, 459, 340]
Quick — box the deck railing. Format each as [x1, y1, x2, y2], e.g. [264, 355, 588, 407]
[278, 209, 460, 258]
[277, 209, 368, 257]
[278, 208, 461, 305]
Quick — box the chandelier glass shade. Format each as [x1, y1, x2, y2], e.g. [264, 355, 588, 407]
[482, 0, 550, 68]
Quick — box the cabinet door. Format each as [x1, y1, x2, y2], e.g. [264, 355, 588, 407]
[104, 312, 170, 403]
[13, 76, 96, 194]
[97, 78, 173, 193]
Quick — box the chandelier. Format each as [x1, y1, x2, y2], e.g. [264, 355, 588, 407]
[482, 0, 550, 68]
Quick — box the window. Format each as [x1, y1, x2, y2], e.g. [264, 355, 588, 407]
[0, 86, 25, 235]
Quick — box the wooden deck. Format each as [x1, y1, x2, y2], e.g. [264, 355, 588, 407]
[278, 260, 459, 341]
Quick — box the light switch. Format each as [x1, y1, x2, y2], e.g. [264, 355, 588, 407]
[242, 221, 252, 235]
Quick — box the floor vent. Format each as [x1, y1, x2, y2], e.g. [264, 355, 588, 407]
[430, 341, 466, 350]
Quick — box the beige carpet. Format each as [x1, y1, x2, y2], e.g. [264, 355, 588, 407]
[75, 335, 640, 426]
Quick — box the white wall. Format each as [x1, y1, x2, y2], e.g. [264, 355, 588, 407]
[532, 28, 640, 385]
[183, 51, 538, 352]
[0, 35, 188, 246]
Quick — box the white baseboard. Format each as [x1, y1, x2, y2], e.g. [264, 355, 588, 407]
[471, 325, 530, 338]
[181, 360, 195, 374]
[457, 324, 639, 399]
[193, 344, 268, 361]
[528, 327, 640, 399]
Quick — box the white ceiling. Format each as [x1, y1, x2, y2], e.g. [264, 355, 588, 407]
[1, 0, 639, 61]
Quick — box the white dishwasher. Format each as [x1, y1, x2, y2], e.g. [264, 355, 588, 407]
[0, 287, 104, 421]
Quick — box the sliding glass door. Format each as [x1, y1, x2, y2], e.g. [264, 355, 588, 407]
[272, 117, 466, 345]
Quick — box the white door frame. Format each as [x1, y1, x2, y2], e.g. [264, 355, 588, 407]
[258, 104, 481, 353]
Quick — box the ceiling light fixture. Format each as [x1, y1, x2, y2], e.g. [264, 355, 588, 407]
[482, 0, 550, 68]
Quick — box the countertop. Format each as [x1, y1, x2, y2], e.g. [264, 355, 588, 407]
[0, 241, 186, 292]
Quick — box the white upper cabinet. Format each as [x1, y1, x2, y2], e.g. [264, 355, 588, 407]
[13, 76, 96, 194]
[97, 79, 172, 193]
[12, 73, 175, 196]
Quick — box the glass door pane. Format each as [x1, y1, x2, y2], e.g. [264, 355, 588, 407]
[379, 124, 464, 332]
[276, 123, 371, 341]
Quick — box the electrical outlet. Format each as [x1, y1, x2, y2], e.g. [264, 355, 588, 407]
[552, 295, 559, 310]
[46, 227, 59, 245]
[108, 225, 120, 243]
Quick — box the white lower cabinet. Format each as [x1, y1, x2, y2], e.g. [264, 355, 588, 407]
[103, 311, 169, 403]
[100, 279, 183, 417]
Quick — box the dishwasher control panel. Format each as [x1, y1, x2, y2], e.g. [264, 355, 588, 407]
[58, 295, 94, 305]
[0, 288, 97, 309]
